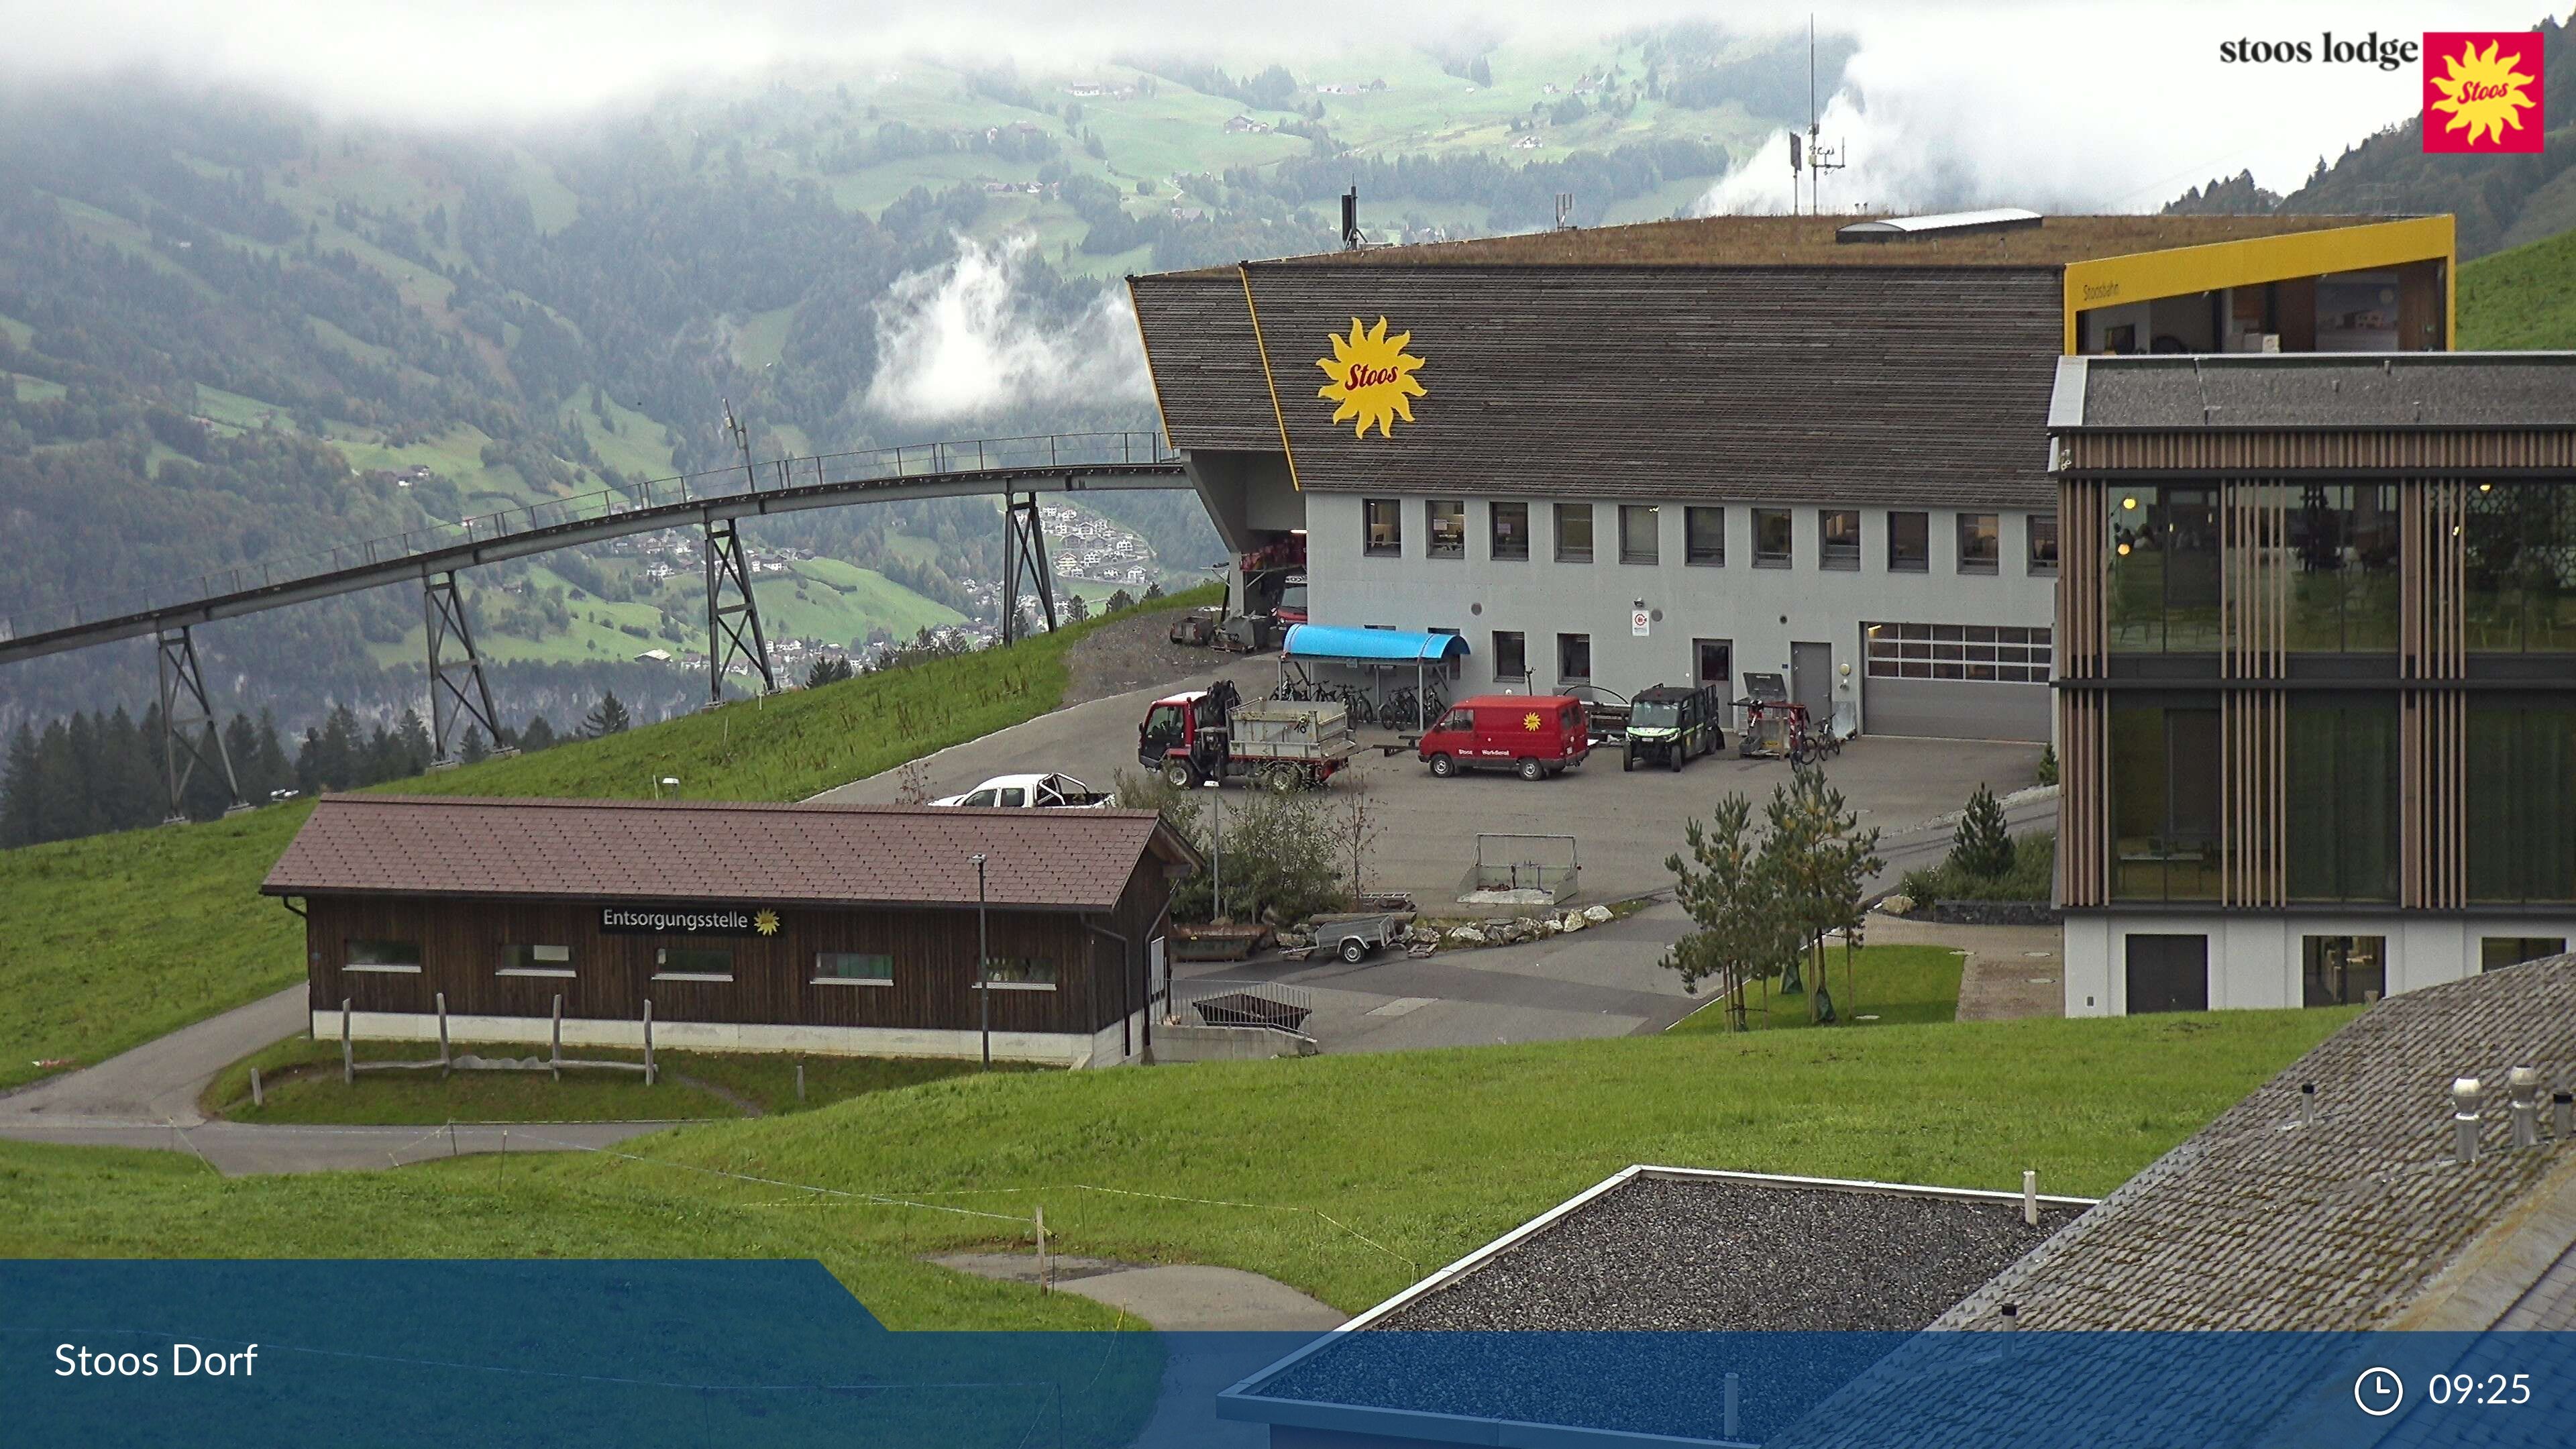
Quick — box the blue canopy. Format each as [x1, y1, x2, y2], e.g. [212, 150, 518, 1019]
[1281, 624, 1470, 663]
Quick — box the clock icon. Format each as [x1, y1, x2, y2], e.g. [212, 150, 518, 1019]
[2355, 1366, 2405, 1417]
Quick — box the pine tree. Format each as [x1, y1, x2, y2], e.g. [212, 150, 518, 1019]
[460, 727, 489, 764]
[0, 722, 40, 847]
[251, 710, 292, 800]
[1953, 782, 2017, 879]
[394, 709, 433, 776]
[519, 714, 558, 752]
[582, 692, 631, 737]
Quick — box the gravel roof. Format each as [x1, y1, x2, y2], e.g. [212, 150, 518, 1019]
[2063, 353, 2576, 429]
[1369, 1171, 2082, 1334]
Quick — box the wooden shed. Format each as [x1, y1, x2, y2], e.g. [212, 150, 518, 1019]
[260, 796, 1198, 1067]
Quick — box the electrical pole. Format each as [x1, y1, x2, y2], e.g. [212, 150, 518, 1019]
[972, 853, 990, 1069]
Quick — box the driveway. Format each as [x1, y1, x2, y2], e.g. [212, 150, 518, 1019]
[816, 653, 2048, 910]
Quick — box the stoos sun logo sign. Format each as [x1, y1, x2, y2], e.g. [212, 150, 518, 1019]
[2422, 32, 2544, 153]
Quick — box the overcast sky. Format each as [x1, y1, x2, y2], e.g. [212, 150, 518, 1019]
[1, 1, 2559, 207]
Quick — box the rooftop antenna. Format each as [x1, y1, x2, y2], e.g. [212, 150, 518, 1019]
[1554, 192, 1575, 230]
[1801, 15, 1845, 216]
[1340, 186, 1361, 250]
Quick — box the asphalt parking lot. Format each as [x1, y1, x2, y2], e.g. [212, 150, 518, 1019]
[814, 652, 2047, 911]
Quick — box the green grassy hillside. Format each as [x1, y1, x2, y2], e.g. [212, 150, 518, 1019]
[0, 1005, 2350, 1328]
[0, 588, 1214, 1091]
[2459, 224, 2576, 351]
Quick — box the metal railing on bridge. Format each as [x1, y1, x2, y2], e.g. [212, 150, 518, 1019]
[0, 430, 1177, 645]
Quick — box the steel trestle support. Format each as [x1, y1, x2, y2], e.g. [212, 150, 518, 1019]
[424, 571, 509, 764]
[1000, 489, 1059, 647]
[153, 625, 246, 822]
[704, 518, 775, 704]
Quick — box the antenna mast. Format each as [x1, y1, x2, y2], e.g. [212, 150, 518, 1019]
[1798, 15, 1845, 215]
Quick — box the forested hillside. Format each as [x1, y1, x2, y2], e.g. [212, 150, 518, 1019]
[0, 26, 1821, 739]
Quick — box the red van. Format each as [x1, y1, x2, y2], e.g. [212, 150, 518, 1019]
[1417, 696, 1591, 781]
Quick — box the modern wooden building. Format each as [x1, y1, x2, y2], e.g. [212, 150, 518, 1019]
[260, 796, 1199, 1066]
[1130, 210, 2455, 742]
[2049, 352, 2576, 1014]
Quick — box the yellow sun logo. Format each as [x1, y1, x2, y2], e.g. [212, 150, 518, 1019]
[2427, 38, 2538, 148]
[753, 909, 780, 936]
[1523, 711, 1543, 731]
[1315, 317, 1426, 439]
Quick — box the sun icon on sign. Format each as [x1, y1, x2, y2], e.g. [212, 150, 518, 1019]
[1523, 711, 1543, 731]
[2427, 38, 2538, 148]
[753, 909, 780, 936]
[1315, 317, 1426, 439]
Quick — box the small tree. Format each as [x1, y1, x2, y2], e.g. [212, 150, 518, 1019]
[805, 656, 854, 688]
[519, 714, 557, 752]
[459, 726, 489, 765]
[2035, 744, 2059, 788]
[581, 692, 631, 738]
[1062, 592, 1091, 623]
[1334, 778, 1387, 901]
[1106, 588, 1136, 614]
[1953, 783, 2016, 879]
[1764, 767, 1881, 1020]
[893, 759, 934, 806]
[1663, 794, 1797, 1030]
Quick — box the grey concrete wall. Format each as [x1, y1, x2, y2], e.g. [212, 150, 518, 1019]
[1303, 491, 2058, 737]
[2064, 911, 2576, 1016]
[1150, 1024, 1318, 1062]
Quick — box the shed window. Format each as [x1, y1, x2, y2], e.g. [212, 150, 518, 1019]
[1820, 510, 1861, 570]
[1493, 630, 1527, 682]
[1958, 513, 2000, 573]
[815, 951, 894, 985]
[345, 939, 422, 974]
[1888, 511, 1930, 572]
[1489, 501, 1529, 561]
[500, 943, 575, 978]
[2027, 514, 2060, 576]
[1558, 633, 1591, 683]
[654, 947, 735, 981]
[1554, 504, 1593, 562]
[976, 957, 1059, 990]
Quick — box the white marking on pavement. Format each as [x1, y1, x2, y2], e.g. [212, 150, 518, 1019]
[1364, 998, 1438, 1018]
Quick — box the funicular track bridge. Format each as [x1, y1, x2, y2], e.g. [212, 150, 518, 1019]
[0, 431, 1187, 819]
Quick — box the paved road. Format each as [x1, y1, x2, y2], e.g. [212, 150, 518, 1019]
[0, 986, 666, 1175]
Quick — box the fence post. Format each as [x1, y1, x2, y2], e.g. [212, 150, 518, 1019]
[437, 991, 451, 1076]
[342, 998, 354, 1084]
[796, 1061, 806, 1104]
[643, 998, 655, 1085]
[250, 1067, 263, 1108]
[1036, 1205, 1049, 1293]
[551, 994, 563, 1082]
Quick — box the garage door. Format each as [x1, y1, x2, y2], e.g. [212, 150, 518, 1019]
[1861, 622, 2053, 741]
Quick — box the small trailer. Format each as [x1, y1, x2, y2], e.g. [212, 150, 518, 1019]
[1139, 680, 1358, 791]
[1311, 912, 1407, 964]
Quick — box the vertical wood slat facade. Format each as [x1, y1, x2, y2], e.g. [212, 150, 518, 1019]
[2220, 485, 2287, 908]
[2399, 481, 2471, 908]
[2057, 477, 2109, 908]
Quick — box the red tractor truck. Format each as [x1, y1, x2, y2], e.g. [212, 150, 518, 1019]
[1138, 680, 1358, 792]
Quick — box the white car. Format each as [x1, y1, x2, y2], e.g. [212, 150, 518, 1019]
[928, 772, 1112, 810]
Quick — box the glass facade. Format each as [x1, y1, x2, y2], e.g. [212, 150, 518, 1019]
[2463, 483, 2576, 653]
[2106, 486, 2220, 651]
[2109, 703, 2222, 901]
[2285, 699, 2398, 902]
[2467, 700, 2576, 903]
[2286, 484, 2399, 651]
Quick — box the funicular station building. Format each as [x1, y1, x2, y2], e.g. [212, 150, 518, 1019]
[1128, 211, 2454, 741]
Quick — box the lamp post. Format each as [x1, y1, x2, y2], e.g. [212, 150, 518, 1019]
[971, 853, 990, 1069]
[651, 775, 680, 798]
[1203, 780, 1224, 922]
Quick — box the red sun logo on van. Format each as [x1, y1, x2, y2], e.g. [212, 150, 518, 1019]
[2422, 32, 2544, 152]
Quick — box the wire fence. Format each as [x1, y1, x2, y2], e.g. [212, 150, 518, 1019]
[0, 429, 1177, 645]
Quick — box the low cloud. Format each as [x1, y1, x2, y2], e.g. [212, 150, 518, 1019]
[864, 235, 1154, 427]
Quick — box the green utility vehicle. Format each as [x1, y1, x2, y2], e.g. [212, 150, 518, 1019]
[1622, 684, 1724, 771]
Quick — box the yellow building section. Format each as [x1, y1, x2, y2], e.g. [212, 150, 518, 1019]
[2059, 215, 2455, 354]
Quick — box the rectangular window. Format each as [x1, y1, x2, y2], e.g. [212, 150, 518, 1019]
[1753, 508, 1792, 567]
[2286, 484, 2399, 651]
[345, 939, 422, 974]
[2107, 486, 2222, 651]
[654, 946, 735, 981]
[2463, 483, 2576, 653]
[1363, 498, 1401, 556]
[1957, 513, 2000, 574]
[2301, 936, 2387, 1007]
[1426, 500, 1466, 558]
[499, 943, 575, 979]
[1557, 632, 1591, 683]
[1554, 503, 1593, 563]
[1819, 510, 1860, 570]
[1684, 506, 1725, 566]
[2285, 699, 2398, 902]
[1618, 504, 1660, 565]
[2483, 936, 2569, 971]
[814, 951, 893, 985]
[2467, 700, 2576, 903]
[1888, 512, 1929, 572]
[975, 957, 1058, 990]
[1489, 501, 1529, 561]
[1493, 630, 1527, 682]
[2027, 514, 2060, 576]
[2109, 703, 2222, 902]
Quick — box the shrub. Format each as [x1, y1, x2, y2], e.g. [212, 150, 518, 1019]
[2036, 743, 2059, 787]
[1952, 784, 2015, 878]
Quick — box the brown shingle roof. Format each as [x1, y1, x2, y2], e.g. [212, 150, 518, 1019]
[260, 796, 1193, 912]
